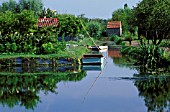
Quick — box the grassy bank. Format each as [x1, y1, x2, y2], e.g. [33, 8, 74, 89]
[0, 46, 89, 59]
[0, 38, 97, 60]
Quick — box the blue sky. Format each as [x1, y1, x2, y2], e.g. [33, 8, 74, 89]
[0, 0, 141, 19]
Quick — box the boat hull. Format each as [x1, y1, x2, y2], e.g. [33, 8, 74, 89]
[81, 57, 104, 64]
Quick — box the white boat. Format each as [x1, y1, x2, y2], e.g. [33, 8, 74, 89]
[88, 46, 108, 51]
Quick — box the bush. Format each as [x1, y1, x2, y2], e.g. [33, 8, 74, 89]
[121, 39, 169, 73]
[42, 42, 55, 54]
[11, 42, 17, 52]
[54, 14, 83, 37]
[5, 42, 11, 52]
[0, 44, 4, 52]
[0, 10, 37, 35]
[110, 35, 122, 45]
[87, 21, 102, 37]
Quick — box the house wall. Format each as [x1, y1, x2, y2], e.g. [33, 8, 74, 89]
[107, 28, 122, 36]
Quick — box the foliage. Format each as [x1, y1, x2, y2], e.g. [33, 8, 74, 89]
[134, 76, 170, 112]
[0, 0, 43, 16]
[54, 14, 83, 37]
[121, 39, 170, 74]
[112, 4, 134, 33]
[39, 8, 57, 18]
[0, 44, 4, 52]
[0, 0, 18, 13]
[87, 21, 102, 37]
[42, 42, 55, 54]
[0, 70, 86, 110]
[0, 33, 66, 55]
[133, 0, 170, 44]
[0, 10, 37, 35]
[15, 10, 38, 34]
[110, 35, 122, 45]
[159, 39, 170, 48]
[11, 42, 17, 52]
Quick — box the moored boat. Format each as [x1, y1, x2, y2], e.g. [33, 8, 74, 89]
[81, 54, 104, 64]
[88, 46, 108, 51]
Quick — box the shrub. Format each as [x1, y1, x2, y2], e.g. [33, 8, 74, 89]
[0, 44, 4, 52]
[110, 35, 122, 45]
[11, 42, 17, 52]
[121, 39, 169, 73]
[42, 42, 55, 54]
[87, 21, 102, 37]
[5, 42, 11, 52]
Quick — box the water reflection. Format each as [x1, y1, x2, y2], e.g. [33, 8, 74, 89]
[134, 75, 170, 112]
[110, 48, 170, 111]
[0, 48, 169, 111]
[0, 67, 86, 110]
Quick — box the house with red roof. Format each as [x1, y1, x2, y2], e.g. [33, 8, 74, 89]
[38, 18, 58, 27]
[107, 21, 122, 36]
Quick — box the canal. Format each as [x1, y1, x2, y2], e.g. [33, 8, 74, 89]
[0, 49, 170, 112]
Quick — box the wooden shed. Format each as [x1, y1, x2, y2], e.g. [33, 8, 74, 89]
[107, 21, 122, 36]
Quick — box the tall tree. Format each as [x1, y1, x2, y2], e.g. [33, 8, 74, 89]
[19, 0, 43, 16]
[133, 0, 170, 44]
[112, 4, 132, 33]
[0, 0, 43, 16]
[0, 10, 37, 35]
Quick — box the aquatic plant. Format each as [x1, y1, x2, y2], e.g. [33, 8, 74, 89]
[121, 39, 170, 74]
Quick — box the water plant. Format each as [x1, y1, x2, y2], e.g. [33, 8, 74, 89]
[121, 39, 170, 74]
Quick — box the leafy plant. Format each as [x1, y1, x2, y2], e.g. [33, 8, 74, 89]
[87, 21, 102, 37]
[121, 39, 169, 74]
[11, 42, 17, 52]
[110, 34, 122, 45]
[55, 14, 83, 37]
[5, 42, 11, 53]
[0, 44, 4, 52]
[42, 42, 55, 54]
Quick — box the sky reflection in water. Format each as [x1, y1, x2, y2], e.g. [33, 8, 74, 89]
[34, 57, 146, 112]
[1, 49, 168, 112]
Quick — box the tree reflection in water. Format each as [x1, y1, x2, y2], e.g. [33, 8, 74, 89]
[134, 75, 170, 112]
[112, 52, 170, 111]
[0, 71, 86, 110]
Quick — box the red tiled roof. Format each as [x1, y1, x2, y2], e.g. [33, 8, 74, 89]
[107, 21, 121, 28]
[38, 18, 58, 27]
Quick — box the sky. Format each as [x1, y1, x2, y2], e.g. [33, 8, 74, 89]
[0, 0, 141, 19]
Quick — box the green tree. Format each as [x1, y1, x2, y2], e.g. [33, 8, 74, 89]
[133, 0, 170, 45]
[39, 8, 57, 18]
[0, 10, 37, 35]
[0, 11, 16, 34]
[112, 4, 133, 33]
[0, 0, 43, 15]
[55, 14, 82, 37]
[0, 0, 18, 12]
[87, 21, 102, 37]
[15, 10, 38, 34]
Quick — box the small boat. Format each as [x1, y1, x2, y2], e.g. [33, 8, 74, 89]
[88, 46, 108, 51]
[81, 54, 104, 64]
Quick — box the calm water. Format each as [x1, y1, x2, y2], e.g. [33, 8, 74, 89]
[0, 49, 170, 112]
